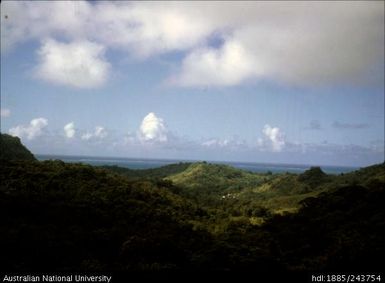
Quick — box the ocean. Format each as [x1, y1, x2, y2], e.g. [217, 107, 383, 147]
[35, 154, 359, 174]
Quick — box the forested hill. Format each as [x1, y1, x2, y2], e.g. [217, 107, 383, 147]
[0, 139, 384, 274]
[102, 162, 192, 179]
[0, 159, 215, 271]
[0, 133, 36, 161]
[167, 162, 265, 188]
[104, 160, 384, 216]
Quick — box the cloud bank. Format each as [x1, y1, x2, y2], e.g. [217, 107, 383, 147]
[2, 1, 383, 88]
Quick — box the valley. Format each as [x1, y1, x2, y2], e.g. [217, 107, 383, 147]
[1, 133, 384, 273]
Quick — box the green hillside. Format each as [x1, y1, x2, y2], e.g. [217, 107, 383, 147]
[167, 162, 266, 188]
[236, 168, 333, 214]
[164, 162, 384, 220]
[165, 162, 267, 203]
[262, 183, 385, 271]
[0, 133, 36, 161]
[164, 163, 329, 216]
[1, 138, 384, 272]
[102, 162, 192, 179]
[328, 162, 385, 190]
[0, 160, 214, 271]
[103, 161, 385, 221]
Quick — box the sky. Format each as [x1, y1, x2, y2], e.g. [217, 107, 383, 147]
[1, 1, 384, 167]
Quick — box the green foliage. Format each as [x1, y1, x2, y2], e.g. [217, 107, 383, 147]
[166, 162, 266, 203]
[297, 166, 328, 188]
[0, 133, 36, 161]
[0, 160, 213, 271]
[101, 162, 191, 180]
[1, 137, 384, 272]
[167, 162, 263, 187]
[263, 184, 385, 271]
[162, 162, 327, 222]
[332, 162, 385, 189]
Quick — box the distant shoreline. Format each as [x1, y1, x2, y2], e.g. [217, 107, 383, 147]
[35, 154, 358, 174]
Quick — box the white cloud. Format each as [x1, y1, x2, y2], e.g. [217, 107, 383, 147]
[1, 1, 213, 56]
[9, 118, 48, 140]
[139, 112, 168, 143]
[1, 1, 91, 51]
[202, 139, 230, 148]
[176, 2, 384, 87]
[94, 126, 108, 139]
[90, 2, 214, 57]
[35, 39, 110, 88]
[64, 122, 75, 138]
[261, 124, 286, 152]
[176, 39, 262, 87]
[201, 137, 248, 151]
[2, 1, 383, 88]
[1, 108, 11, 118]
[81, 132, 93, 141]
[81, 126, 107, 141]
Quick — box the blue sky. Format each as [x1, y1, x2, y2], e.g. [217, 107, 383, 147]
[1, 1, 384, 167]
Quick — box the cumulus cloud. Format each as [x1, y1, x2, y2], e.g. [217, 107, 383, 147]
[9, 118, 48, 140]
[261, 124, 286, 152]
[2, 1, 383, 88]
[175, 39, 262, 87]
[139, 112, 168, 143]
[35, 39, 110, 88]
[81, 126, 108, 141]
[332, 121, 370, 129]
[1, 108, 11, 118]
[64, 122, 75, 138]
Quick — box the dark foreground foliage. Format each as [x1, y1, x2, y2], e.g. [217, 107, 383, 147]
[0, 134, 384, 273]
[0, 160, 281, 272]
[263, 183, 385, 271]
[1, 160, 384, 273]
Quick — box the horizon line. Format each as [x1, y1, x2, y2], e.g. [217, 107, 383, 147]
[34, 153, 363, 169]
